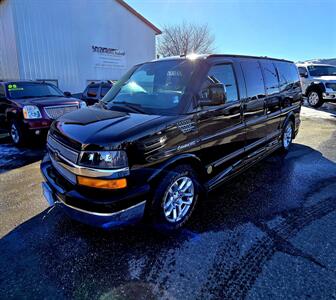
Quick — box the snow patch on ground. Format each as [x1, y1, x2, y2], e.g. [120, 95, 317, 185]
[301, 106, 336, 120]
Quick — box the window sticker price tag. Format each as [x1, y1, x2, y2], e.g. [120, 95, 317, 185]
[8, 84, 24, 91]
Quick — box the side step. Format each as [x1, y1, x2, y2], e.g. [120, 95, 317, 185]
[206, 140, 280, 191]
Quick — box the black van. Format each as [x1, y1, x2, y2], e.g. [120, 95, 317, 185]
[41, 54, 302, 230]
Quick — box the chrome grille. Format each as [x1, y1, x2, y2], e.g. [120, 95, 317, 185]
[47, 135, 79, 164]
[44, 105, 78, 119]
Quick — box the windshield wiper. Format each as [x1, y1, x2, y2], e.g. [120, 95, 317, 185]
[112, 101, 145, 113]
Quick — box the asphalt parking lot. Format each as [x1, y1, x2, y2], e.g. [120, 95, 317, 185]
[0, 104, 336, 299]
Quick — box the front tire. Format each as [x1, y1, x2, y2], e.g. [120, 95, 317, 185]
[149, 165, 201, 230]
[307, 90, 323, 108]
[10, 121, 25, 146]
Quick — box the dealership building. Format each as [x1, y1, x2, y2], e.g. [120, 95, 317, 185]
[0, 0, 161, 92]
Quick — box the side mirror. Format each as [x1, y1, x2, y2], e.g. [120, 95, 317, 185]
[199, 83, 227, 107]
[87, 91, 97, 98]
[64, 91, 72, 97]
[299, 71, 308, 78]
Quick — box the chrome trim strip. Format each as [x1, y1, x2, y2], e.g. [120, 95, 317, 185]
[48, 135, 78, 156]
[208, 130, 281, 169]
[56, 194, 146, 217]
[211, 148, 245, 168]
[47, 135, 79, 163]
[201, 122, 245, 143]
[54, 153, 130, 178]
[44, 104, 79, 109]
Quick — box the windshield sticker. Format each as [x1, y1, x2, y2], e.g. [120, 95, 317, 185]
[8, 84, 24, 91]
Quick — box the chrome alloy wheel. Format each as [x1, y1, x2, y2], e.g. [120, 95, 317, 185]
[163, 176, 195, 223]
[283, 123, 293, 149]
[308, 91, 319, 106]
[10, 123, 20, 144]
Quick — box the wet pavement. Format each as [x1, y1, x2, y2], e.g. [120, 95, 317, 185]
[0, 105, 336, 299]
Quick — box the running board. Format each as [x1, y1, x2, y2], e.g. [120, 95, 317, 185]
[206, 140, 281, 191]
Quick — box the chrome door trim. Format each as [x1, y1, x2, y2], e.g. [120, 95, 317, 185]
[56, 194, 146, 217]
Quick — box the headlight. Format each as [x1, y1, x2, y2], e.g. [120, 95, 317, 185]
[79, 101, 87, 108]
[23, 105, 42, 119]
[78, 151, 128, 169]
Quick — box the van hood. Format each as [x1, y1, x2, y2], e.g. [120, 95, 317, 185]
[51, 107, 173, 150]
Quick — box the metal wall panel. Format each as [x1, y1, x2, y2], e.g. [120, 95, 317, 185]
[8, 0, 157, 93]
[0, 0, 20, 80]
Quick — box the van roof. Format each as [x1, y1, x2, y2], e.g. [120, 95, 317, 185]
[154, 54, 293, 63]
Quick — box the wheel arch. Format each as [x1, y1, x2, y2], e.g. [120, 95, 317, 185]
[282, 112, 296, 131]
[305, 82, 325, 96]
[147, 154, 206, 186]
[6, 109, 21, 123]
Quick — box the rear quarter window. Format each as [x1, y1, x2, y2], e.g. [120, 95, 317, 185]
[260, 60, 280, 95]
[275, 62, 300, 91]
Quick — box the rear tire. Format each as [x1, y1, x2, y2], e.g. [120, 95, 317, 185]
[307, 90, 323, 108]
[279, 120, 294, 154]
[10, 121, 25, 146]
[148, 165, 201, 230]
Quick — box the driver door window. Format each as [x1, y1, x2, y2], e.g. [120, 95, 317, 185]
[200, 64, 239, 103]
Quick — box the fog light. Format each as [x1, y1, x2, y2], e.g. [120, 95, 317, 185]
[35, 130, 41, 135]
[77, 176, 127, 189]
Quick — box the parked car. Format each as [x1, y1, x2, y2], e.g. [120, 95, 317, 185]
[296, 63, 336, 108]
[80, 81, 114, 106]
[41, 54, 302, 230]
[0, 81, 86, 146]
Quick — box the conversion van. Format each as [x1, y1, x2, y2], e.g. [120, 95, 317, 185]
[41, 54, 302, 230]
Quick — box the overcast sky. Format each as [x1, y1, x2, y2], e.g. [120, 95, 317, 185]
[127, 0, 336, 62]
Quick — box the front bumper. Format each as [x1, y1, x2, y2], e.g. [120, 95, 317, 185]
[40, 155, 149, 228]
[24, 118, 52, 130]
[323, 91, 336, 101]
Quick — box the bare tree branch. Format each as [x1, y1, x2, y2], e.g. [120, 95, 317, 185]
[157, 22, 215, 57]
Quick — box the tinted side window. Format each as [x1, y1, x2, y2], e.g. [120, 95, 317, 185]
[260, 60, 279, 95]
[201, 64, 239, 103]
[87, 84, 99, 97]
[240, 60, 265, 100]
[289, 64, 300, 88]
[275, 62, 300, 91]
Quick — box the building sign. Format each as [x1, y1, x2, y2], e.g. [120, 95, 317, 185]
[92, 45, 126, 69]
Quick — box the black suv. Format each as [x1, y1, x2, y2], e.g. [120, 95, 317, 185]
[80, 81, 114, 106]
[41, 54, 302, 230]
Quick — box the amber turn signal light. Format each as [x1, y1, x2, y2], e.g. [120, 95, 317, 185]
[77, 176, 127, 189]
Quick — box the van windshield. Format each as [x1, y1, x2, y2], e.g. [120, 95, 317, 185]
[103, 59, 195, 115]
[308, 65, 336, 77]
